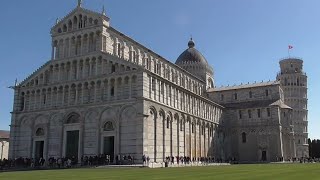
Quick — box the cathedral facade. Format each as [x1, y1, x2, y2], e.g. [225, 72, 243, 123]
[9, 2, 308, 163]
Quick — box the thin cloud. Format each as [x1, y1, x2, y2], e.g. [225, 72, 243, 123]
[173, 12, 191, 26]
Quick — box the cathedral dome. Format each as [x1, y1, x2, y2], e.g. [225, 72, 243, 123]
[175, 39, 208, 66]
[175, 39, 213, 82]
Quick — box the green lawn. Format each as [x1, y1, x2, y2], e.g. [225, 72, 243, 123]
[1, 164, 320, 180]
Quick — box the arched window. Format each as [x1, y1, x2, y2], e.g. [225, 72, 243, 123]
[110, 86, 115, 96]
[284, 78, 288, 85]
[103, 121, 114, 131]
[265, 89, 269, 97]
[242, 132, 246, 143]
[73, 16, 78, 30]
[267, 108, 271, 117]
[66, 113, 80, 124]
[117, 43, 121, 57]
[36, 128, 45, 136]
[234, 93, 238, 100]
[249, 91, 252, 98]
[20, 92, 25, 111]
[248, 110, 252, 118]
[68, 20, 72, 31]
[166, 117, 170, 129]
[63, 24, 67, 32]
[191, 123, 194, 133]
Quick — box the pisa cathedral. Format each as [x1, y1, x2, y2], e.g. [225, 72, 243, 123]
[9, 1, 308, 163]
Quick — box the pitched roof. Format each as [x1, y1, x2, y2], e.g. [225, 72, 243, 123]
[220, 100, 276, 109]
[270, 100, 292, 109]
[51, 6, 109, 31]
[217, 99, 291, 110]
[207, 81, 280, 92]
[0, 130, 9, 139]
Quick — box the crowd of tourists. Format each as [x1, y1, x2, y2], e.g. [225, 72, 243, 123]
[1, 155, 318, 170]
[0, 154, 135, 170]
[142, 155, 226, 166]
[162, 156, 224, 165]
[276, 156, 316, 163]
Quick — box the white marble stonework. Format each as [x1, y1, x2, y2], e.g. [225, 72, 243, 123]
[9, 1, 308, 163]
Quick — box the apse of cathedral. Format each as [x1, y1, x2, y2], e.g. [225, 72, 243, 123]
[9, 1, 308, 163]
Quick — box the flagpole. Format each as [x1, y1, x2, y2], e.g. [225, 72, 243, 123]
[288, 45, 293, 58]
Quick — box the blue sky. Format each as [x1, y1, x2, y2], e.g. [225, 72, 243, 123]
[0, 0, 319, 138]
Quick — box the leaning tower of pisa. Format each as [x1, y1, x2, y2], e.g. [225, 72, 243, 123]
[277, 58, 308, 158]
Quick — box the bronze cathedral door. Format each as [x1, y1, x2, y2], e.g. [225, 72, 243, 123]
[66, 130, 79, 158]
[103, 136, 115, 162]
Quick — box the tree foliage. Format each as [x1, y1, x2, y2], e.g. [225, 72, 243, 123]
[308, 138, 320, 158]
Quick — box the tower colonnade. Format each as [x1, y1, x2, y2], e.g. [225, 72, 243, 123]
[277, 58, 308, 157]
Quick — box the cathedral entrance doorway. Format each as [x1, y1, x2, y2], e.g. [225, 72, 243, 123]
[66, 130, 79, 158]
[35, 141, 44, 159]
[261, 150, 267, 161]
[103, 136, 115, 162]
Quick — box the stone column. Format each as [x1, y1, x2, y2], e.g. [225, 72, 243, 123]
[58, 64, 61, 82]
[177, 119, 179, 158]
[115, 80, 118, 100]
[69, 63, 73, 81]
[67, 87, 71, 106]
[93, 84, 97, 103]
[81, 36, 85, 55]
[194, 122, 197, 159]
[170, 119, 173, 157]
[50, 90, 53, 108]
[189, 120, 192, 158]
[95, 60, 98, 76]
[81, 85, 84, 104]
[82, 61, 86, 78]
[78, 123, 84, 163]
[101, 59, 104, 75]
[87, 34, 91, 53]
[61, 40, 64, 59]
[75, 87, 79, 104]
[199, 124, 202, 158]
[45, 122, 50, 161]
[55, 42, 59, 59]
[129, 78, 132, 99]
[162, 114, 166, 161]
[55, 89, 59, 107]
[183, 120, 186, 157]
[75, 61, 78, 80]
[62, 87, 65, 106]
[89, 60, 93, 77]
[51, 43, 55, 60]
[68, 38, 72, 57]
[154, 79, 158, 101]
[33, 92, 36, 110]
[39, 92, 43, 109]
[42, 73, 46, 85]
[204, 125, 206, 157]
[154, 114, 157, 162]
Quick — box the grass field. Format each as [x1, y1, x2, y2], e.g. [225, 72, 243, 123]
[1, 163, 320, 180]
